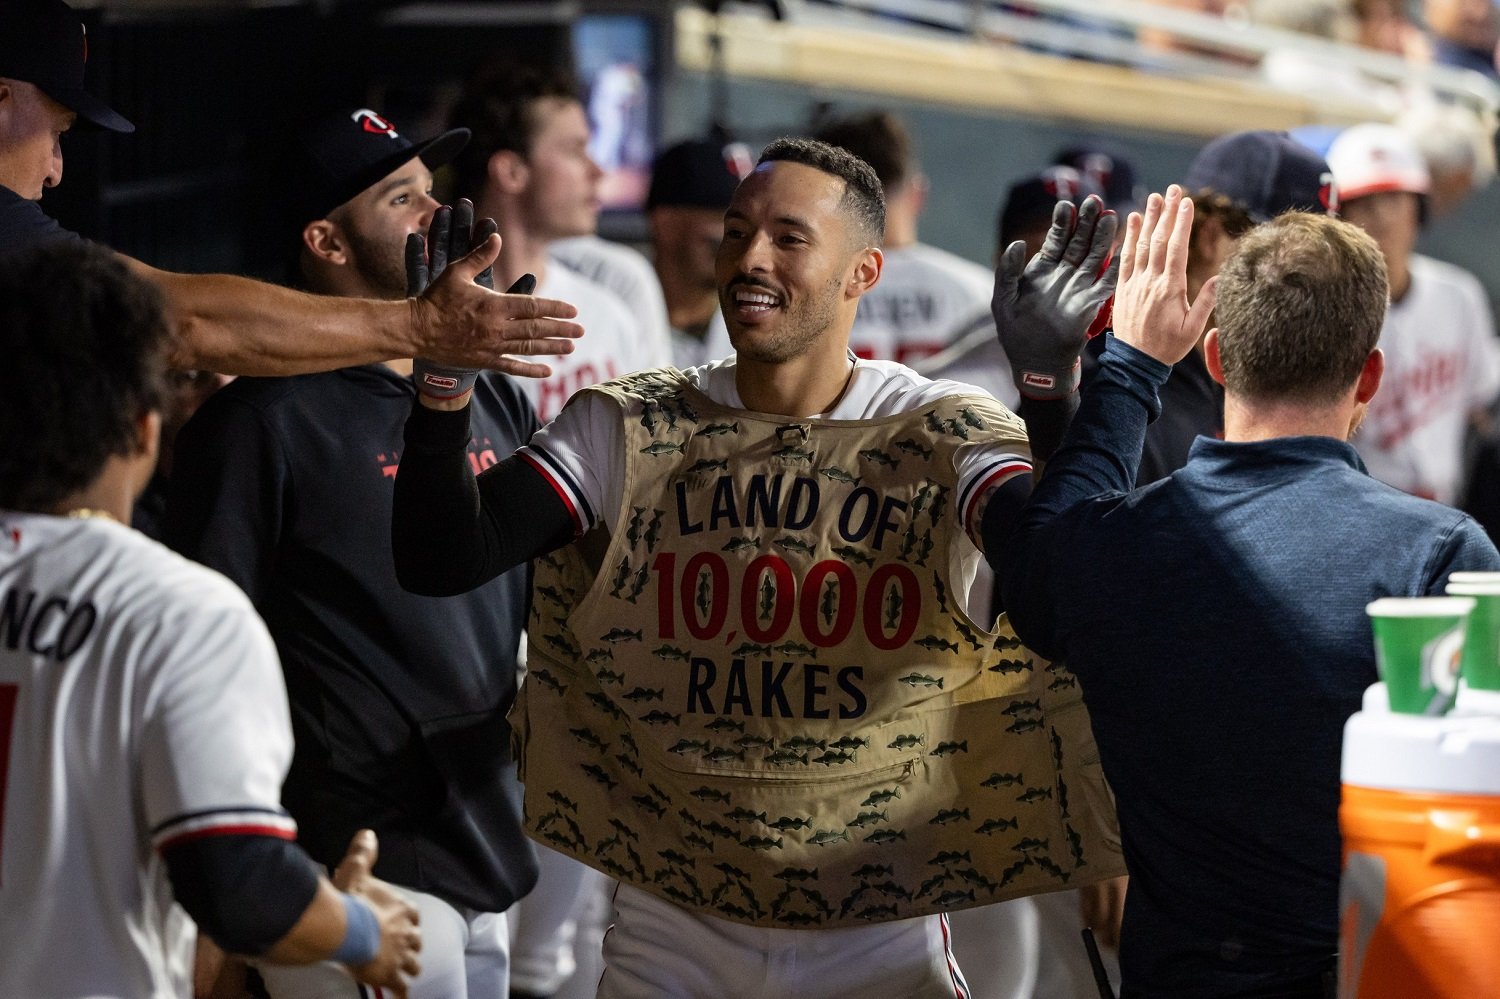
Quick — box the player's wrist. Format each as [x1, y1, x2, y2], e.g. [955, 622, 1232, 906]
[331, 892, 380, 966]
[415, 386, 475, 412]
[413, 358, 479, 402]
[1013, 358, 1082, 401]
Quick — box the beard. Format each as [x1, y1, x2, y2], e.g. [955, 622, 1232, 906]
[343, 225, 410, 300]
[726, 272, 844, 365]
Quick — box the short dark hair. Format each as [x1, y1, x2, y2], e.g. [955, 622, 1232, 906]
[448, 63, 582, 200]
[757, 137, 886, 246]
[812, 110, 913, 191]
[0, 242, 170, 511]
[1215, 213, 1388, 403]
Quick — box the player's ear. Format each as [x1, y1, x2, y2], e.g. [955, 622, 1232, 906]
[1355, 348, 1383, 404]
[137, 408, 161, 458]
[487, 149, 529, 196]
[302, 219, 347, 266]
[848, 246, 882, 298]
[1204, 328, 1225, 386]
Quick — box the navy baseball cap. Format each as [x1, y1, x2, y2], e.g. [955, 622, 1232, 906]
[1054, 145, 1142, 214]
[1184, 130, 1338, 221]
[295, 108, 469, 223]
[0, 0, 133, 133]
[646, 138, 753, 211]
[998, 166, 1104, 247]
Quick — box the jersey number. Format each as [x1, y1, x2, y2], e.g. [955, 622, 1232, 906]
[0, 684, 15, 883]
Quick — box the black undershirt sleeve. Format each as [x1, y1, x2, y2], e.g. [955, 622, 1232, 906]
[1015, 393, 1080, 467]
[978, 474, 1036, 617]
[394, 401, 575, 596]
[162, 835, 321, 956]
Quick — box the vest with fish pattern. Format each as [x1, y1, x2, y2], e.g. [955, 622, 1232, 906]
[514, 368, 1123, 927]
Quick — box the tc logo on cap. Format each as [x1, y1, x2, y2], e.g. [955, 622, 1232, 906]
[1318, 172, 1340, 214]
[351, 109, 398, 139]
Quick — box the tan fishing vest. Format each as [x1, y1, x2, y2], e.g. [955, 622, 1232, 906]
[513, 368, 1124, 928]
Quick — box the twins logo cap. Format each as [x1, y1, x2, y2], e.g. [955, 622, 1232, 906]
[1324, 123, 1431, 203]
[1184, 130, 1339, 221]
[295, 108, 470, 223]
[998, 165, 1105, 247]
[647, 137, 754, 211]
[0, 0, 133, 133]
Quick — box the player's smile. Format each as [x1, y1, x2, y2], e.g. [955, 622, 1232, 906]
[727, 279, 784, 322]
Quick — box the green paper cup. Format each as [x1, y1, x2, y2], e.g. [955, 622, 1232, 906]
[1366, 597, 1474, 715]
[1446, 581, 1500, 693]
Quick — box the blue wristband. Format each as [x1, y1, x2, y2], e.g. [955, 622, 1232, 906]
[331, 892, 380, 966]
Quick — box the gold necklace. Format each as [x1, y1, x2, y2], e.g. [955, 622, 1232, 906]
[64, 508, 118, 523]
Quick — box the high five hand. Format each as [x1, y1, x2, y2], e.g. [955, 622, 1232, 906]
[991, 194, 1118, 400]
[1111, 185, 1218, 366]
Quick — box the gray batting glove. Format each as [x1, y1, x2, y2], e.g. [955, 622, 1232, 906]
[991, 195, 1118, 400]
[409, 201, 510, 400]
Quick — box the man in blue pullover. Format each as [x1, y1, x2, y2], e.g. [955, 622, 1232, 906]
[1000, 186, 1500, 998]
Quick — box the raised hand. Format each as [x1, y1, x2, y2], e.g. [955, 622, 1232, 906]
[407, 201, 580, 385]
[992, 194, 1118, 400]
[332, 830, 422, 999]
[1112, 185, 1218, 366]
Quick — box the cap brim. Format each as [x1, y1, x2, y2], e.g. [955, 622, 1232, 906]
[414, 128, 469, 170]
[305, 127, 472, 223]
[343, 126, 469, 204]
[37, 84, 134, 134]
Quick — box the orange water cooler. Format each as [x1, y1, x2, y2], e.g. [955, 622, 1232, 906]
[1338, 683, 1500, 997]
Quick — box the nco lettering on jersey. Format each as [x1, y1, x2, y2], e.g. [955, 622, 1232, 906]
[0, 586, 98, 661]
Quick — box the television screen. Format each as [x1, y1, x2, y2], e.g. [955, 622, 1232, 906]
[573, 13, 659, 215]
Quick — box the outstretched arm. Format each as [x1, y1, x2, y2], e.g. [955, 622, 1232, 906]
[121, 230, 581, 377]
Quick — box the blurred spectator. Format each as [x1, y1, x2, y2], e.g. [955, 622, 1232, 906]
[814, 109, 993, 364]
[1327, 122, 1500, 504]
[1398, 101, 1497, 215]
[643, 137, 751, 367]
[1055, 143, 1145, 217]
[1423, 0, 1500, 76]
[1249, 0, 1354, 40]
[1138, 0, 1254, 59]
[1251, 0, 1407, 112]
[1354, 0, 1434, 60]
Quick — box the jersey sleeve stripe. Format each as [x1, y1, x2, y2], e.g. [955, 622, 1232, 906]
[960, 459, 1032, 533]
[155, 823, 299, 852]
[151, 809, 298, 851]
[519, 446, 593, 533]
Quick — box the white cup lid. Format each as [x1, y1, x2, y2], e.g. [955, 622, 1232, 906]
[1366, 596, 1475, 617]
[1447, 571, 1500, 585]
[1446, 581, 1500, 595]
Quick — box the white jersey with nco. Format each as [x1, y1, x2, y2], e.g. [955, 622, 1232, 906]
[0, 512, 295, 999]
